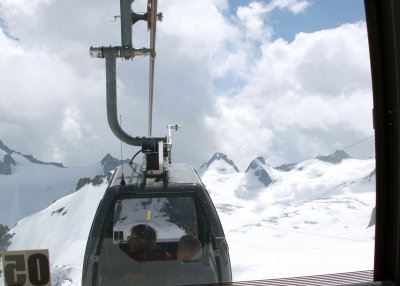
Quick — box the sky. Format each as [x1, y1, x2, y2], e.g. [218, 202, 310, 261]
[0, 0, 373, 171]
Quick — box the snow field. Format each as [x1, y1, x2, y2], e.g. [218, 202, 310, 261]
[0, 156, 376, 285]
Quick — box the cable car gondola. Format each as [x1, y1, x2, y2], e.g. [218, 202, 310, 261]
[82, 155, 231, 285]
[82, 0, 232, 285]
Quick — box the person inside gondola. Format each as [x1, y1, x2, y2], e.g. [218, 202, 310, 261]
[117, 224, 168, 285]
[166, 235, 216, 285]
[121, 224, 171, 261]
[127, 224, 157, 260]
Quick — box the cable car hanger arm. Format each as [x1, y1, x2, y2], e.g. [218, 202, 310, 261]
[105, 48, 166, 147]
[88, 0, 163, 147]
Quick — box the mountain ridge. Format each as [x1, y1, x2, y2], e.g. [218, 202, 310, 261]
[0, 147, 376, 285]
[245, 157, 273, 188]
[0, 140, 129, 229]
[316, 150, 351, 164]
[199, 152, 240, 174]
[101, 153, 130, 173]
[0, 139, 65, 174]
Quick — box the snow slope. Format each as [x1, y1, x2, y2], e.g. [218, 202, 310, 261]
[0, 139, 129, 229]
[1, 179, 107, 286]
[0, 151, 103, 229]
[202, 154, 376, 280]
[0, 152, 376, 285]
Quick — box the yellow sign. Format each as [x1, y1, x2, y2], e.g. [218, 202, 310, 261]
[147, 210, 151, 221]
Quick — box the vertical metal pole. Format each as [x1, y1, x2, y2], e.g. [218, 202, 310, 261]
[120, 0, 133, 59]
[149, 56, 154, 136]
[148, 0, 157, 136]
[365, 0, 400, 283]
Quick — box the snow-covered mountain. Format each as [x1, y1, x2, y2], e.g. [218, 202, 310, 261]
[101, 153, 130, 173]
[0, 139, 64, 176]
[245, 157, 273, 188]
[0, 176, 109, 286]
[198, 152, 239, 175]
[0, 140, 127, 229]
[0, 150, 376, 285]
[201, 151, 376, 279]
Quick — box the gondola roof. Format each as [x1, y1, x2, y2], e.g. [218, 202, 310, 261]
[109, 163, 203, 188]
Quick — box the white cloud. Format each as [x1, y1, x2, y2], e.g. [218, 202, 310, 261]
[268, 0, 310, 14]
[0, 0, 226, 167]
[0, 0, 53, 17]
[213, 0, 229, 11]
[237, 2, 274, 41]
[61, 107, 83, 145]
[159, 0, 239, 62]
[206, 22, 373, 169]
[0, 0, 372, 171]
[235, 0, 311, 42]
[205, 96, 275, 158]
[0, 25, 108, 165]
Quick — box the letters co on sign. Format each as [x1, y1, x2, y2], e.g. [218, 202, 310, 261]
[2, 249, 50, 286]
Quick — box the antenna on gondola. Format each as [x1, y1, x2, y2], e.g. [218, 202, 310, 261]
[119, 115, 126, 186]
[167, 124, 180, 164]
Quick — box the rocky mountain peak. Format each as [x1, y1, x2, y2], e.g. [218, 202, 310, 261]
[22, 154, 64, 168]
[0, 139, 13, 154]
[245, 157, 272, 188]
[200, 152, 239, 173]
[101, 153, 129, 173]
[245, 156, 267, 173]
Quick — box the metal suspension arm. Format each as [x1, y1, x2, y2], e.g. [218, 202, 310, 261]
[88, 0, 164, 152]
[103, 49, 166, 147]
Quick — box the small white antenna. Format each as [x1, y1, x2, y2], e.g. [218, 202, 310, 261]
[120, 115, 123, 160]
[120, 115, 125, 185]
[167, 124, 180, 145]
[167, 124, 180, 164]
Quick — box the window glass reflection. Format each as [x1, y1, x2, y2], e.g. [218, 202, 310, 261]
[97, 196, 218, 285]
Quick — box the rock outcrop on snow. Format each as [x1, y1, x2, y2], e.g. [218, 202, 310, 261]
[276, 163, 297, 172]
[0, 154, 16, 175]
[316, 150, 351, 164]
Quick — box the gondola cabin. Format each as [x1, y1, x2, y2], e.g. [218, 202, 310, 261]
[84, 1, 231, 284]
[82, 161, 232, 285]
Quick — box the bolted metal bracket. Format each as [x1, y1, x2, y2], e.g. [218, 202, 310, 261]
[89, 46, 151, 59]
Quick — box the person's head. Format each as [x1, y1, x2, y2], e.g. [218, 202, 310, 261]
[177, 235, 202, 261]
[128, 224, 157, 252]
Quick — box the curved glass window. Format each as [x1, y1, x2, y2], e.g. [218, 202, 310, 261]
[96, 196, 219, 285]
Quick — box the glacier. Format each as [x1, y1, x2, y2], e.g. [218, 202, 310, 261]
[0, 150, 375, 285]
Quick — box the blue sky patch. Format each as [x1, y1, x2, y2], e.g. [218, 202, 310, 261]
[228, 0, 366, 42]
[0, 17, 19, 41]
